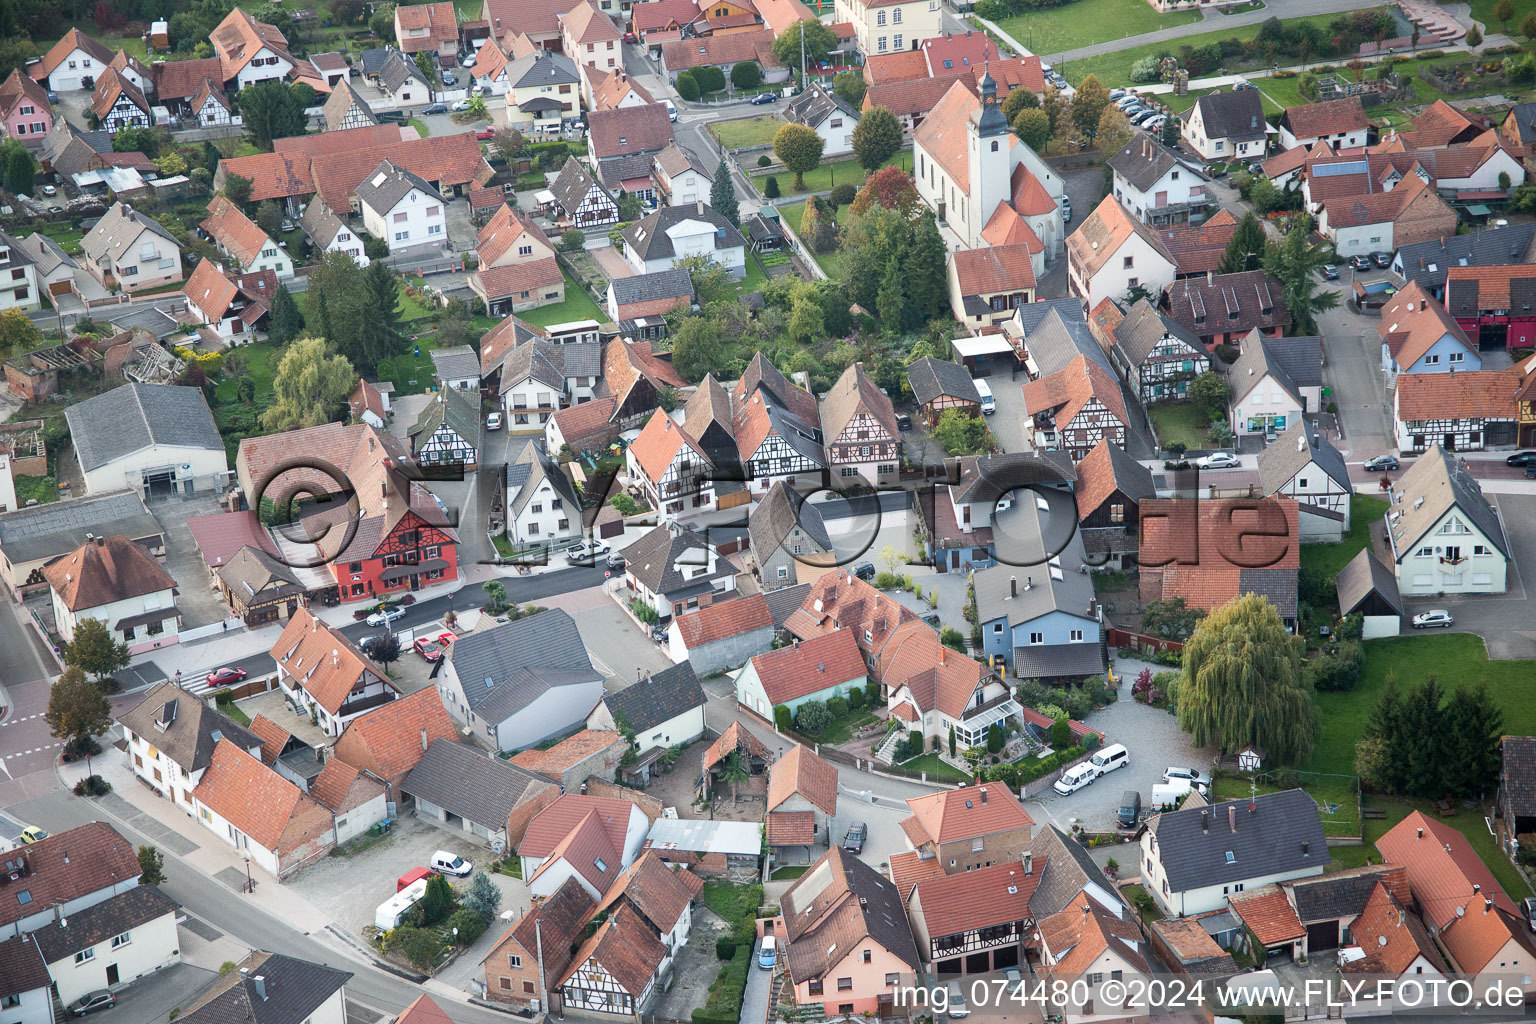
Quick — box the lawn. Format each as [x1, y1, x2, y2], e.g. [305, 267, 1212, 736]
[896, 753, 974, 783]
[376, 339, 442, 396]
[518, 270, 606, 328]
[1147, 401, 1214, 450]
[778, 201, 843, 277]
[12, 475, 57, 506]
[995, 0, 1200, 60]
[771, 865, 809, 880]
[1299, 495, 1390, 582]
[814, 709, 878, 745]
[408, 118, 430, 139]
[1306, 633, 1536, 780]
[36, 222, 84, 256]
[711, 115, 784, 150]
[737, 253, 769, 297]
[1120, 883, 1163, 922]
[750, 150, 913, 198]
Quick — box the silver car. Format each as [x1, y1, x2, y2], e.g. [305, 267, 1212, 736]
[1163, 766, 1211, 791]
[1412, 610, 1454, 629]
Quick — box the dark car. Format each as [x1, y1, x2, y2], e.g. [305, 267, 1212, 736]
[1349, 254, 1372, 271]
[852, 561, 876, 581]
[896, 413, 912, 431]
[1506, 452, 1536, 466]
[842, 822, 867, 853]
[1363, 455, 1400, 472]
[650, 624, 668, 643]
[422, 103, 448, 114]
[751, 92, 774, 105]
[70, 991, 116, 1016]
[1320, 264, 1339, 280]
[1371, 251, 1393, 267]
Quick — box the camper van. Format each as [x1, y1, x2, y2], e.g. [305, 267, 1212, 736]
[376, 878, 429, 931]
[974, 377, 995, 415]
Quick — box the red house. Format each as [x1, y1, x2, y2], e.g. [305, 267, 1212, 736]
[1443, 264, 1536, 351]
[234, 422, 459, 603]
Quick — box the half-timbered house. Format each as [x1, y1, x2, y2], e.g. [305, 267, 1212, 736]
[907, 357, 982, 427]
[627, 412, 715, 520]
[1074, 439, 1155, 570]
[681, 375, 742, 477]
[91, 68, 150, 135]
[555, 905, 666, 1017]
[322, 79, 377, 132]
[548, 156, 619, 226]
[191, 79, 240, 127]
[1019, 354, 1128, 461]
[906, 859, 1044, 975]
[408, 387, 479, 470]
[1393, 369, 1519, 454]
[1256, 422, 1354, 541]
[735, 389, 825, 493]
[820, 362, 899, 487]
[1109, 297, 1210, 405]
[604, 338, 687, 429]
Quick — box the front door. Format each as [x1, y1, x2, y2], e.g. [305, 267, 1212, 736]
[106, 963, 119, 986]
[1444, 433, 1456, 451]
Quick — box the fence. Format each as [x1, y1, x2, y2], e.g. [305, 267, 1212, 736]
[178, 616, 246, 644]
[770, 196, 828, 283]
[1106, 627, 1184, 655]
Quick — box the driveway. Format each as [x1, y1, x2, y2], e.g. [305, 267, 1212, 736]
[986, 370, 1034, 453]
[573, 602, 674, 686]
[1314, 294, 1393, 459]
[652, 907, 734, 1019]
[149, 492, 237, 628]
[591, 244, 635, 281]
[1034, 166, 1105, 299]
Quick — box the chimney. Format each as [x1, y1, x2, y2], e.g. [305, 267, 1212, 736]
[1398, 908, 1405, 926]
[1207, 269, 1215, 286]
[1009, 575, 1017, 598]
[1228, 805, 1236, 832]
[1416, 827, 1423, 839]
[1026, 577, 1032, 590]
[793, 639, 799, 652]
[1024, 852, 1033, 875]
[1201, 809, 1209, 833]
[1484, 899, 1493, 915]
[253, 976, 267, 1000]
[980, 787, 988, 805]
[240, 968, 249, 981]
[95, 536, 104, 547]
[421, 727, 428, 751]
[939, 647, 947, 665]
[1301, 840, 1309, 856]
[1473, 883, 1480, 894]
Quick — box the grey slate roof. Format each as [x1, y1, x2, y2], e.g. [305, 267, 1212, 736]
[1285, 867, 1391, 925]
[409, 386, 480, 448]
[506, 51, 579, 90]
[1501, 736, 1536, 818]
[907, 356, 980, 408]
[448, 609, 601, 720]
[621, 202, 746, 263]
[952, 450, 1077, 503]
[785, 84, 860, 130]
[1014, 295, 1087, 333]
[1264, 334, 1321, 391]
[298, 197, 349, 250]
[0, 489, 160, 564]
[1108, 134, 1205, 194]
[557, 342, 602, 378]
[216, 545, 304, 606]
[506, 442, 580, 518]
[379, 50, 430, 94]
[1237, 568, 1298, 620]
[402, 738, 552, 829]
[1335, 547, 1404, 619]
[603, 661, 706, 735]
[1228, 333, 1302, 408]
[1191, 88, 1266, 144]
[81, 201, 181, 267]
[1389, 444, 1509, 560]
[65, 383, 224, 474]
[550, 156, 602, 215]
[763, 581, 812, 627]
[359, 47, 395, 77]
[1023, 306, 1113, 378]
[1392, 224, 1536, 295]
[499, 339, 564, 392]
[1145, 790, 1326, 894]
[355, 159, 443, 215]
[1112, 297, 1204, 367]
[430, 344, 481, 381]
[1026, 824, 1125, 918]
[749, 480, 832, 563]
[621, 524, 733, 598]
[1256, 421, 1351, 497]
[974, 556, 1095, 630]
[118, 683, 261, 774]
[180, 951, 352, 1024]
[30, 885, 178, 961]
[610, 267, 693, 306]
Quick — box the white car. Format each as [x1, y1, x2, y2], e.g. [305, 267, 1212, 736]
[42, 184, 57, 196]
[1198, 452, 1240, 469]
[1053, 761, 1098, 796]
[451, 100, 471, 112]
[1412, 609, 1454, 629]
[1163, 766, 1211, 791]
[566, 539, 612, 562]
[366, 605, 406, 627]
[430, 851, 473, 876]
[485, 411, 502, 431]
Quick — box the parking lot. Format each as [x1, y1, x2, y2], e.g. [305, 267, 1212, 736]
[148, 492, 240, 628]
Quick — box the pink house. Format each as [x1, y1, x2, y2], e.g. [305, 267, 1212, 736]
[0, 69, 53, 148]
[1443, 264, 1536, 351]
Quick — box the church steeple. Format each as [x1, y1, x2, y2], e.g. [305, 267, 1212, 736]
[974, 59, 1007, 137]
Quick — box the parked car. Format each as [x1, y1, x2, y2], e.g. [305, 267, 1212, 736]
[946, 981, 970, 1019]
[367, 606, 406, 627]
[606, 551, 627, 570]
[852, 561, 876, 581]
[1109, 89, 1127, 100]
[842, 822, 867, 853]
[475, 126, 495, 140]
[1371, 251, 1393, 268]
[1091, 743, 1129, 774]
[451, 99, 470, 111]
[436, 631, 456, 647]
[1144, 116, 1167, 132]
[441, 71, 457, 85]
[41, 184, 56, 196]
[1320, 264, 1339, 280]
[1053, 761, 1098, 795]
[1163, 766, 1211, 790]
[759, 935, 777, 970]
[69, 991, 116, 1017]
[650, 624, 668, 643]
[47, 91, 59, 103]
[1116, 96, 1140, 110]
[896, 413, 912, 431]
[1412, 610, 1454, 629]
[623, 31, 638, 43]
[1130, 110, 1158, 126]
[422, 103, 448, 114]
[1523, 896, 1536, 932]
[412, 637, 442, 662]
[1348, 254, 1372, 271]
[431, 851, 473, 876]
[1505, 451, 1536, 466]
[206, 666, 247, 687]
[1198, 452, 1240, 469]
[750, 92, 774, 105]
[20, 826, 48, 844]
[485, 411, 502, 430]
[1363, 454, 1399, 472]
[567, 539, 611, 562]
[663, 99, 677, 120]
[1059, 195, 1071, 222]
[1117, 790, 1142, 829]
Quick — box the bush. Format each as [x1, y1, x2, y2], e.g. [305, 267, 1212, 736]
[757, 154, 772, 167]
[561, 229, 584, 252]
[731, 61, 762, 89]
[1308, 639, 1363, 692]
[1130, 56, 1162, 83]
[827, 695, 849, 718]
[829, 183, 857, 207]
[909, 729, 923, 754]
[73, 775, 111, 796]
[1215, 343, 1239, 363]
[764, 176, 779, 198]
[629, 599, 659, 624]
[1049, 714, 1071, 748]
[386, 925, 443, 970]
[676, 71, 701, 101]
[773, 704, 792, 731]
[695, 65, 727, 93]
[693, 946, 750, 1024]
[847, 687, 865, 711]
[796, 700, 831, 734]
[716, 935, 737, 960]
[447, 908, 487, 945]
[866, 678, 879, 706]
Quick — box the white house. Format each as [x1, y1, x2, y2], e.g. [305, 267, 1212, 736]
[182, 260, 277, 345]
[626, 412, 718, 521]
[734, 630, 867, 722]
[652, 143, 710, 208]
[270, 608, 401, 739]
[1256, 423, 1354, 542]
[1180, 88, 1268, 163]
[493, 339, 601, 430]
[1277, 96, 1369, 152]
[618, 524, 738, 621]
[621, 202, 747, 278]
[1066, 195, 1177, 310]
[211, 8, 296, 91]
[44, 535, 179, 651]
[80, 201, 185, 295]
[587, 662, 708, 758]
[0, 231, 41, 313]
[31, 887, 181, 1006]
[64, 383, 229, 498]
[200, 195, 292, 279]
[31, 27, 114, 92]
[0, 935, 52, 1024]
[595, 852, 697, 954]
[1432, 130, 1527, 192]
[1229, 337, 1305, 439]
[119, 682, 264, 811]
[1316, 175, 1458, 259]
[1139, 791, 1328, 918]
[191, 739, 337, 878]
[378, 50, 433, 107]
[784, 84, 859, 156]
[1385, 445, 1509, 596]
[1107, 134, 1212, 226]
[356, 160, 445, 253]
[503, 442, 582, 551]
[436, 609, 606, 751]
[90, 69, 150, 135]
[307, 759, 389, 845]
[191, 79, 240, 127]
[300, 198, 369, 267]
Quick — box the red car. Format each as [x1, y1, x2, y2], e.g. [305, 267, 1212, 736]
[475, 126, 494, 140]
[413, 637, 443, 662]
[206, 666, 247, 687]
[436, 631, 456, 646]
[623, 31, 637, 43]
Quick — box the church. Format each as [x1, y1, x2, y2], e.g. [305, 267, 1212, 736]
[913, 68, 1066, 272]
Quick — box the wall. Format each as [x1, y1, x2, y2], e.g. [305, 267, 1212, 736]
[333, 787, 389, 844]
[363, 187, 446, 252]
[492, 679, 607, 752]
[670, 624, 773, 677]
[80, 443, 228, 497]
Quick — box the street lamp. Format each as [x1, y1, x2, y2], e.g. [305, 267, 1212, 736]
[243, 854, 254, 894]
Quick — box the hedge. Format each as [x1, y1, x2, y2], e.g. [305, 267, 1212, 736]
[692, 945, 750, 1024]
[976, 745, 1087, 789]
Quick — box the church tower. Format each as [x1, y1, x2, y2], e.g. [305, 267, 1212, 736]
[966, 64, 1012, 246]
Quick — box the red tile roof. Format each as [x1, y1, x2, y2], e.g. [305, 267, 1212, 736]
[1394, 368, 1519, 423]
[31, 27, 114, 82]
[0, 68, 48, 120]
[271, 606, 397, 717]
[184, 510, 280, 568]
[549, 396, 619, 447]
[747, 629, 865, 707]
[767, 743, 838, 817]
[784, 568, 919, 666]
[628, 410, 708, 483]
[476, 203, 552, 265]
[1444, 262, 1536, 312]
[200, 195, 272, 267]
[877, 621, 991, 719]
[396, 2, 459, 53]
[1378, 281, 1476, 369]
[552, 905, 666, 994]
[1040, 890, 1147, 975]
[980, 205, 1044, 251]
[863, 50, 930, 85]
[701, 720, 768, 774]
[912, 858, 1043, 937]
[561, 2, 621, 45]
[951, 243, 1037, 296]
[887, 850, 946, 897]
[673, 592, 773, 647]
[510, 730, 624, 776]
[1343, 881, 1445, 976]
[211, 8, 294, 82]
[1228, 884, 1305, 945]
[767, 810, 817, 845]
[868, 73, 971, 121]
[476, 258, 562, 300]
[308, 758, 384, 813]
[903, 784, 1033, 846]
[520, 793, 639, 859]
[660, 29, 780, 72]
[151, 57, 227, 102]
[1375, 811, 1519, 930]
[1283, 96, 1368, 141]
[216, 151, 315, 203]
[192, 740, 332, 850]
[1020, 353, 1129, 436]
[44, 535, 174, 611]
[309, 132, 490, 208]
[0, 822, 141, 928]
[333, 686, 458, 781]
[587, 103, 675, 161]
[593, 850, 697, 931]
[527, 807, 621, 892]
[248, 713, 292, 766]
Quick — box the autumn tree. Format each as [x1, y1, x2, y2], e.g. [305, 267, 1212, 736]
[45, 666, 113, 746]
[0, 308, 42, 359]
[1177, 594, 1319, 764]
[848, 165, 921, 218]
[1096, 106, 1133, 161]
[773, 123, 824, 190]
[491, 128, 525, 164]
[1001, 86, 1038, 122]
[261, 337, 357, 431]
[1013, 108, 1051, 151]
[1071, 74, 1111, 141]
[852, 105, 902, 172]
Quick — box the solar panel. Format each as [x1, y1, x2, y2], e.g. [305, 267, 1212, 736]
[1312, 160, 1368, 177]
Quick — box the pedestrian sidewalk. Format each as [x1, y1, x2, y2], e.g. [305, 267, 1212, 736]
[57, 739, 335, 936]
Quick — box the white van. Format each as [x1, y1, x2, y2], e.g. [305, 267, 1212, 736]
[1090, 744, 1129, 774]
[974, 377, 995, 414]
[1053, 761, 1098, 795]
[1151, 781, 1191, 810]
[946, 981, 970, 1018]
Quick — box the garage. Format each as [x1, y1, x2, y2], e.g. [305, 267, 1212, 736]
[1305, 919, 1339, 952]
[143, 469, 177, 500]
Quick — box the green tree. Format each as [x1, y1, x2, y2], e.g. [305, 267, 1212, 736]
[137, 845, 166, 886]
[235, 81, 310, 151]
[903, 213, 948, 328]
[1049, 715, 1071, 748]
[223, 173, 254, 205]
[931, 407, 991, 455]
[1096, 106, 1133, 161]
[369, 3, 396, 40]
[350, 261, 409, 373]
[876, 256, 903, 332]
[720, 749, 750, 803]
[63, 620, 130, 681]
[417, 872, 454, 926]
[154, 151, 188, 177]
[852, 105, 901, 173]
[832, 71, 866, 108]
[675, 70, 701, 101]
[267, 284, 304, 345]
[1071, 74, 1111, 140]
[461, 873, 502, 922]
[773, 123, 824, 190]
[1495, 0, 1514, 31]
[1142, 596, 1203, 640]
[260, 337, 357, 431]
[731, 61, 762, 90]
[710, 158, 738, 226]
[1013, 108, 1051, 151]
[254, 200, 283, 240]
[669, 316, 725, 382]
[949, 724, 956, 757]
[1219, 212, 1268, 274]
[1177, 594, 1319, 764]
[0, 139, 36, 195]
[773, 705, 792, 731]
[987, 724, 1003, 753]
[1001, 86, 1038, 122]
[788, 295, 824, 344]
[796, 700, 831, 734]
[0, 308, 41, 358]
[466, 94, 488, 119]
[1442, 682, 1502, 799]
[414, 51, 439, 85]
[771, 20, 837, 68]
[1188, 371, 1231, 418]
[111, 125, 160, 157]
[1160, 115, 1180, 148]
[764, 175, 780, 198]
[1521, 11, 1536, 40]
[45, 666, 113, 745]
[1264, 222, 1340, 335]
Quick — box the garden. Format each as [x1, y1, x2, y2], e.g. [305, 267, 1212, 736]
[695, 880, 764, 1024]
[749, 151, 914, 198]
[710, 115, 787, 151]
[371, 870, 504, 972]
